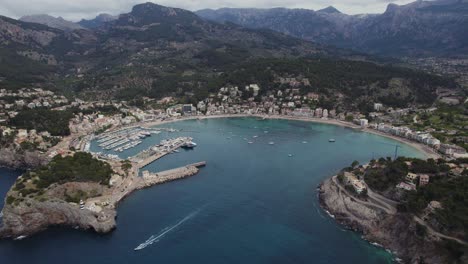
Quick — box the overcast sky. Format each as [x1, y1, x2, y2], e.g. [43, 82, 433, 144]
[0, 0, 416, 21]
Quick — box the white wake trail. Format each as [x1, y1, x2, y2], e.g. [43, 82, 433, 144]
[134, 209, 200, 251]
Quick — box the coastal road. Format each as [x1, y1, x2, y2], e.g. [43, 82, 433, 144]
[333, 176, 468, 246]
[331, 176, 395, 215]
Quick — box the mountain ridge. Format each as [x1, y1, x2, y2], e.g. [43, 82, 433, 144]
[196, 0, 468, 57]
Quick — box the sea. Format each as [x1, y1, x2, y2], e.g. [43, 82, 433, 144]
[0, 117, 425, 264]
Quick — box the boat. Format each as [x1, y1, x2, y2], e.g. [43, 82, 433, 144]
[248, 141, 253, 144]
[268, 142, 275, 145]
[253, 135, 258, 138]
[302, 141, 308, 144]
[329, 139, 336, 142]
[181, 141, 197, 149]
[288, 154, 293, 157]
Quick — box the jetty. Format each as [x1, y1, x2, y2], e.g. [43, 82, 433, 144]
[139, 161, 206, 188]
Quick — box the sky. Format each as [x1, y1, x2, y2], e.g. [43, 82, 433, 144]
[0, 0, 417, 21]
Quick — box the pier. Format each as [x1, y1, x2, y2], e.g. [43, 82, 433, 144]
[130, 137, 194, 169]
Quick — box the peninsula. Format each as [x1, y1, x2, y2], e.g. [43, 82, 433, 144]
[0, 145, 206, 238]
[319, 158, 468, 263]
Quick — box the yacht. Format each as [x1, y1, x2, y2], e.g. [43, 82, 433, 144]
[181, 141, 197, 149]
[329, 138, 336, 142]
[268, 142, 275, 145]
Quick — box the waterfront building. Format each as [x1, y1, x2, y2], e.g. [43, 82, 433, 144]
[359, 119, 368, 128]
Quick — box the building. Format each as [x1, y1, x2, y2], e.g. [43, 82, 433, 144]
[374, 103, 383, 111]
[359, 119, 368, 128]
[343, 172, 367, 194]
[419, 175, 430, 186]
[406, 173, 418, 182]
[322, 109, 329, 119]
[439, 144, 467, 157]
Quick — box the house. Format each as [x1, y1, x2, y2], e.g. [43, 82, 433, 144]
[374, 103, 383, 111]
[343, 172, 367, 194]
[419, 175, 430, 186]
[406, 173, 418, 182]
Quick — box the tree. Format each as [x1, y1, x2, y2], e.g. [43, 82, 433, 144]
[351, 160, 360, 168]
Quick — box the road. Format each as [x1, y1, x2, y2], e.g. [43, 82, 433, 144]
[332, 176, 468, 246]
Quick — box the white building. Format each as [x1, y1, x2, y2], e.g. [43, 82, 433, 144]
[359, 119, 368, 128]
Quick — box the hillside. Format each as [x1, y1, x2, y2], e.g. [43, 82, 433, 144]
[196, 0, 468, 57]
[0, 2, 459, 109]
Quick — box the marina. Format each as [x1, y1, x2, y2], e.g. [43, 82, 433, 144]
[91, 127, 179, 153]
[129, 137, 195, 169]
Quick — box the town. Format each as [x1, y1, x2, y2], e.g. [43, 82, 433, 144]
[1, 82, 466, 164]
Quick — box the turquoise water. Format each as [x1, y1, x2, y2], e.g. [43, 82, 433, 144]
[0, 118, 425, 263]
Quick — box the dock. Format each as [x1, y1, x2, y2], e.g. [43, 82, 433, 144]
[130, 137, 194, 169]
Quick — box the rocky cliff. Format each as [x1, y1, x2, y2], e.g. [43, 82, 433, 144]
[319, 177, 464, 264]
[0, 198, 116, 238]
[0, 147, 47, 170]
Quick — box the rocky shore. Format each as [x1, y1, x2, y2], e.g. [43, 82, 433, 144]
[0, 198, 116, 238]
[0, 163, 204, 239]
[318, 177, 459, 264]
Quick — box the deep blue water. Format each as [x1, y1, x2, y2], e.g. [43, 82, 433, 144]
[0, 118, 425, 264]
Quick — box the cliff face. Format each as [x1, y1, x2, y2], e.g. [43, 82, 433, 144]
[319, 177, 453, 264]
[0, 147, 47, 170]
[0, 198, 116, 238]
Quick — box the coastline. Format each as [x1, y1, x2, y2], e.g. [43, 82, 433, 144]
[138, 114, 439, 159]
[318, 176, 448, 264]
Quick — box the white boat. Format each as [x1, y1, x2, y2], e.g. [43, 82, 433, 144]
[288, 154, 293, 157]
[329, 138, 336, 142]
[248, 141, 253, 144]
[268, 142, 275, 145]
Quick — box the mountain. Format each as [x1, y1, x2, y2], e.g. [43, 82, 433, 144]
[0, 2, 457, 108]
[0, 3, 327, 94]
[19, 14, 82, 31]
[78, 13, 117, 29]
[196, 0, 468, 57]
[317, 6, 341, 14]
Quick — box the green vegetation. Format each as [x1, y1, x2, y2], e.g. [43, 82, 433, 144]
[6, 195, 16, 205]
[365, 158, 408, 192]
[20, 152, 113, 189]
[121, 160, 132, 176]
[405, 103, 468, 150]
[10, 108, 74, 136]
[0, 47, 57, 89]
[403, 174, 468, 238]
[362, 157, 468, 240]
[89, 57, 455, 110]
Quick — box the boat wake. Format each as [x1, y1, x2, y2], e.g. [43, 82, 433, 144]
[134, 209, 201, 251]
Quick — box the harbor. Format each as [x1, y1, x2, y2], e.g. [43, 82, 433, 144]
[129, 137, 196, 169]
[91, 126, 180, 153]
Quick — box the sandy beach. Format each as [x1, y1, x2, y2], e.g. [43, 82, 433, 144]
[137, 114, 440, 159]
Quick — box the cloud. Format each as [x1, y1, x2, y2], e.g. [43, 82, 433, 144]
[0, 0, 416, 21]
